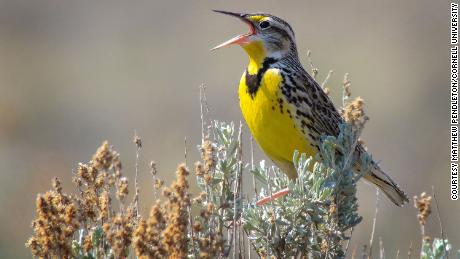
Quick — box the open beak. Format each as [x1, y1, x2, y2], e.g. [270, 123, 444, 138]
[211, 10, 255, 51]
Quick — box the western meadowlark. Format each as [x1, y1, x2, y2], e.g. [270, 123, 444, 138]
[212, 10, 408, 206]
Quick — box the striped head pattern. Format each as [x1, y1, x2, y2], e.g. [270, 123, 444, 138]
[212, 11, 298, 61]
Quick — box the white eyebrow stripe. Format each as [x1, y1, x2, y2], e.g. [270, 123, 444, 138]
[269, 19, 295, 41]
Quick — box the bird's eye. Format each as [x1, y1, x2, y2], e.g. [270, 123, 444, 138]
[259, 20, 271, 29]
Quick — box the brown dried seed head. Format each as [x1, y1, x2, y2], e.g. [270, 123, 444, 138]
[193, 191, 207, 204]
[321, 239, 329, 253]
[149, 202, 164, 225]
[177, 163, 189, 177]
[312, 68, 319, 77]
[162, 187, 171, 198]
[92, 141, 113, 170]
[64, 203, 78, 225]
[193, 222, 202, 232]
[343, 73, 352, 97]
[195, 161, 205, 176]
[103, 222, 110, 232]
[52, 177, 62, 193]
[95, 172, 107, 189]
[206, 203, 214, 213]
[161, 166, 190, 258]
[192, 196, 202, 204]
[200, 205, 212, 219]
[25, 238, 40, 256]
[200, 237, 209, 248]
[200, 252, 211, 259]
[154, 179, 164, 189]
[268, 209, 275, 224]
[414, 192, 432, 226]
[204, 174, 212, 185]
[27, 188, 78, 258]
[200, 192, 207, 200]
[150, 160, 157, 175]
[342, 96, 369, 129]
[201, 140, 216, 174]
[329, 203, 337, 214]
[98, 190, 110, 221]
[77, 163, 92, 183]
[423, 235, 432, 242]
[133, 135, 142, 148]
[107, 173, 115, 186]
[83, 234, 92, 253]
[116, 177, 129, 201]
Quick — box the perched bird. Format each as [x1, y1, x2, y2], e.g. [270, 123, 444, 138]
[212, 10, 409, 206]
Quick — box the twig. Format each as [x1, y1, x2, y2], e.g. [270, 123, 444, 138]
[321, 70, 333, 89]
[184, 136, 187, 166]
[238, 122, 244, 258]
[250, 135, 258, 199]
[407, 241, 413, 259]
[368, 189, 380, 258]
[432, 186, 446, 240]
[247, 211, 252, 259]
[240, 225, 245, 259]
[199, 84, 205, 143]
[342, 73, 352, 107]
[266, 168, 275, 205]
[199, 84, 210, 142]
[432, 186, 449, 259]
[361, 245, 368, 259]
[345, 227, 354, 256]
[306, 50, 319, 79]
[232, 122, 243, 258]
[133, 132, 142, 217]
[150, 161, 158, 199]
[188, 205, 198, 258]
[250, 135, 254, 169]
[265, 168, 275, 256]
[342, 126, 362, 173]
[244, 228, 263, 258]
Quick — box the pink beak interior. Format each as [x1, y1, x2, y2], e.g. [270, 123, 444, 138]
[211, 10, 255, 51]
[211, 34, 251, 50]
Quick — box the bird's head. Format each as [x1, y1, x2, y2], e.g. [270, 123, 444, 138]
[212, 11, 296, 64]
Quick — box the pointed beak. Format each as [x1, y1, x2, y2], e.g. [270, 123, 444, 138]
[211, 10, 255, 51]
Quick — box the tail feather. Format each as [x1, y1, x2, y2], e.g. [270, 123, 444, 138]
[364, 166, 409, 206]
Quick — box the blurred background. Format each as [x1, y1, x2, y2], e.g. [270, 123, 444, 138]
[0, 0, 455, 257]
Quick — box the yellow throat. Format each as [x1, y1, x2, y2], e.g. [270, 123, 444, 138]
[243, 41, 265, 74]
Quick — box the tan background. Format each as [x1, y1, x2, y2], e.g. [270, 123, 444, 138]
[0, 0, 456, 257]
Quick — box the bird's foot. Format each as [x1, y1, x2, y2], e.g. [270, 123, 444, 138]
[256, 187, 290, 206]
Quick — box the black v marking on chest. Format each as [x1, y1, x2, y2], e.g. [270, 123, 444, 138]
[245, 57, 278, 99]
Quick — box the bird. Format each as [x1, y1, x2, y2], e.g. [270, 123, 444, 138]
[211, 10, 409, 206]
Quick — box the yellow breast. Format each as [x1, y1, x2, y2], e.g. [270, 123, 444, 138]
[238, 68, 315, 167]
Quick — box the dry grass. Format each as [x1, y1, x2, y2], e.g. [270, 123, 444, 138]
[25, 135, 231, 258]
[25, 131, 453, 259]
